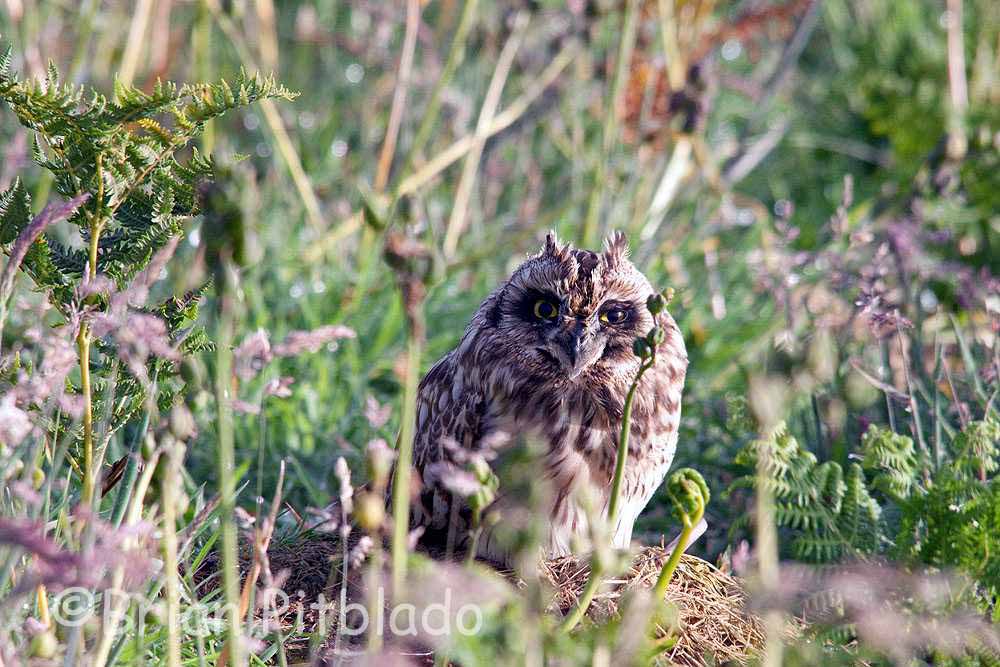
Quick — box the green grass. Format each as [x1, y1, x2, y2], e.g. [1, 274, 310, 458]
[1, 0, 999, 665]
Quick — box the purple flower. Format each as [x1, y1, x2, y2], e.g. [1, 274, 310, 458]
[233, 329, 273, 381]
[273, 324, 356, 357]
[364, 395, 391, 429]
[13, 334, 77, 407]
[94, 312, 180, 385]
[0, 394, 33, 445]
[77, 272, 116, 299]
[232, 399, 262, 415]
[264, 376, 294, 398]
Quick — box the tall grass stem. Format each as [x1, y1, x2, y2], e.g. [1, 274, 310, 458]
[391, 335, 422, 594]
[582, 0, 640, 247]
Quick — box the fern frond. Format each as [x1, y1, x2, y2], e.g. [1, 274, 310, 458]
[0, 44, 12, 81]
[99, 77, 179, 126]
[179, 68, 297, 124]
[838, 463, 881, 551]
[0, 178, 32, 243]
[953, 418, 1000, 479]
[730, 421, 888, 563]
[861, 425, 919, 500]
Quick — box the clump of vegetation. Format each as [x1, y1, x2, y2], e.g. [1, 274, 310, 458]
[0, 48, 294, 666]
[1, 0, 998, 665]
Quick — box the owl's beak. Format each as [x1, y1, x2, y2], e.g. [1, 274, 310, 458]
[556, 321, 592, 380]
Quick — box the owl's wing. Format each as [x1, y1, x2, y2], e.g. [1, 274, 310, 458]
[410, 348, 491, 533]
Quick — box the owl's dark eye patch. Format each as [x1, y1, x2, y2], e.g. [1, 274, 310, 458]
[518, 290, 561, 323]
[599, 301, 635, 326]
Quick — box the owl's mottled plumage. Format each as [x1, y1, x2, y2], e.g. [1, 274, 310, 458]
[412, 232, 687, 561]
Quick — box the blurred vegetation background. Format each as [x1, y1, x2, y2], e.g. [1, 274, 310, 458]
[1, 0, 997, 561]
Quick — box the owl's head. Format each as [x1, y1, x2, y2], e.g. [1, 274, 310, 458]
[484, 231, 662, 382]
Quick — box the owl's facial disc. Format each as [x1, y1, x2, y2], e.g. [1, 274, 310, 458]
[520, 293, 610, 380]
[542, 315, 606, 380]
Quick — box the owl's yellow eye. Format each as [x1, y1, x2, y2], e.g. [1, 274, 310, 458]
[600, 308, 628, 325]
[533, 299, 559, 320]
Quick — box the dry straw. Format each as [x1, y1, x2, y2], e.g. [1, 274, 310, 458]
[201, 537, 768, 667]
[540, 548, 767, 667]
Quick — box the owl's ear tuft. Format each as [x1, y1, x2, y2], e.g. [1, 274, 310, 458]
[543, 231, 571, 260]
[602, 230, 630, 265]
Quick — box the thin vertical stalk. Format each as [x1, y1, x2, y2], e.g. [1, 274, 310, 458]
[366, 542, 384, 653]
[161, 439, 184, 667]
[608, 358, 654, 523]
[79, 156, 105, 509]
[215, 261, 243, 667]
[206, 0, 324, 230]
[91, 450, 162, 667]
[945, 0, 968, 159]
[77, 324, 95, 507]
[195, 0, 216, 154]
[403, 0, 480, 178]
[391, 335, 422, 594]
[375, 0, 422, 192]
[111, 405, 153, 527]
[560, 354, 654, 633]
[880, 340, 897, 433]
[757, 427, 783, 667]
[652, 505, 703, 600]
[896, 329, 929, 466]
[581, 0, 640, 247]
[640, 137, 693, 242]
[253, 0, 279, 72]
[442, 10, 529, 257]
[640, 0, 695, 243]
[656, 0, 685, 91]
[394, 42, 577, 198]
[118, 0, 154, 87]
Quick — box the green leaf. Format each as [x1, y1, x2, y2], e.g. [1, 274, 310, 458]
[0, 44, 11, 78]
[0, 178, 32, 243]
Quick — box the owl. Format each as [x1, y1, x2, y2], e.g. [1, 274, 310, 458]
[411, 232, 687, 561]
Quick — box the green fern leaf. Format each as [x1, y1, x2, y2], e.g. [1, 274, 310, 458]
[0, 178, 32, 243]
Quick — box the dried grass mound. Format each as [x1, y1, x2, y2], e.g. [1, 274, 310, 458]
[198, 534, 766, 666]
[541, 547, 766, 666]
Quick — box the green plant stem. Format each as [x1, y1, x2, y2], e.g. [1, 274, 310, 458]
[161, 440, 183, 667]
[402, 0, 479, 180]
[215, 261, 243, 667]
[91, 449, 161, 667]
[608, 358, 653, 523]
[391, 335, 422, 594]
[111, 407, 152, 527]
[77, 324, 95, 506]
[557, 562, 604, 633]
[560, 355, 653, 634]
[442, 10, 528, 257]
[394, 40, 577, 198]
[366, 539, 384, 654]
[652, 505, 703, 600]
[464, 509, 482, 566]
[205, 0, 324, 230]
[756, 429, 783, 667]
[582, 0, 640, 247]
[79, 155, 105, 509]
[375, 0, 421, 193]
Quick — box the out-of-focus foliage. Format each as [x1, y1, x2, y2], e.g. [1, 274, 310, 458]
[0, 0, 998, 664]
